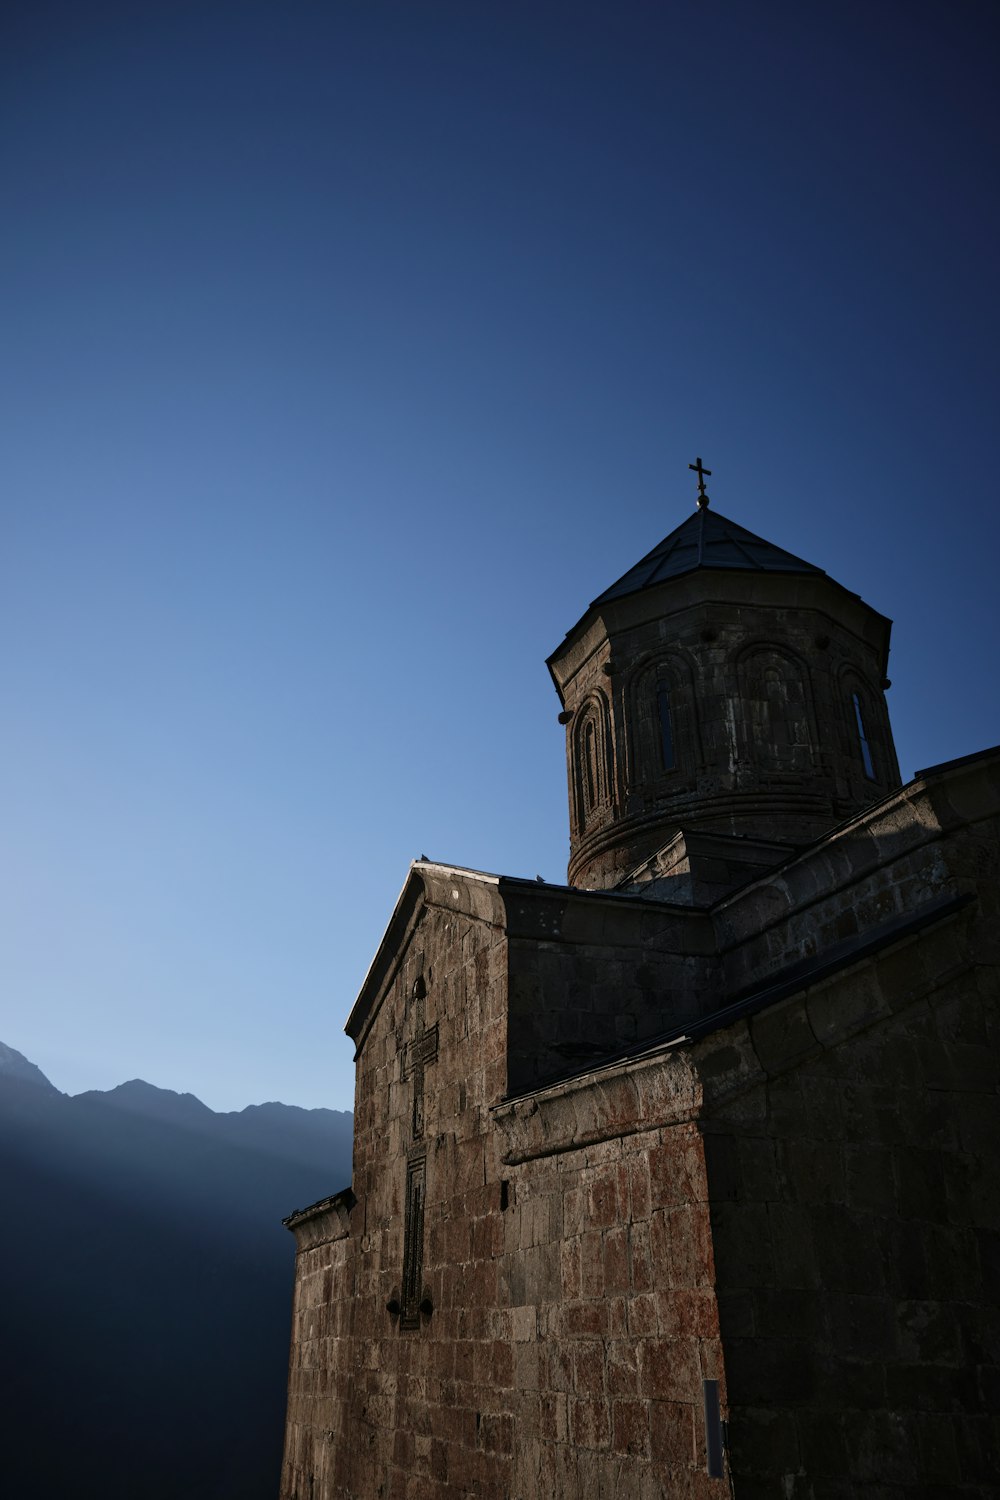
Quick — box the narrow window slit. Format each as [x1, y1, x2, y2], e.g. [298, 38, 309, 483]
[583, 720, 597, 807]
[657, 684, 676, 771]
[852, 692, 876, 780]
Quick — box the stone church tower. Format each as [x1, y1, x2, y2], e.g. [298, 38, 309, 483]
[550, 494, 899, 890]
[279, 476, 1000, 1500]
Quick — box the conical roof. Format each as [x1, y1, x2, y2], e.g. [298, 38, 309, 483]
[593, 505, 825, 606]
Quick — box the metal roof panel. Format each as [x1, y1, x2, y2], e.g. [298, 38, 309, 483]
[593, 506, 825, 605]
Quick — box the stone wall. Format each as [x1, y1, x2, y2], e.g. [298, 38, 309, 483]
[495, 1054, 729, 1498]
[282, 1195, 356, 1500]
[281, 864, 732, 1500]
[713, 768, 999, 998]
[281, 878, 513, 1500]
[702, 959, 997, 1494]
[280, 754, 1000, 1498]
[687, 766, 1000, 1496]
[501, 880, 715, 1095]
[693, 854, 1000, 1495]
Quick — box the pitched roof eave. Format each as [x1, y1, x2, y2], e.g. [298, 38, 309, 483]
[345, 861, 503, 1050]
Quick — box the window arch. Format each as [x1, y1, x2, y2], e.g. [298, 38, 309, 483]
[572, 694, 611, 833]
[655, 681, 676, 773]
[839, 670, 883, 784]
[852, 692, 876, 780]
[626, 654, 696, 791]
[737, 646, 816, 774]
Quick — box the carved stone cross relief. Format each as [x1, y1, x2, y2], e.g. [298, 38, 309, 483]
[394, 975, 438, 1329]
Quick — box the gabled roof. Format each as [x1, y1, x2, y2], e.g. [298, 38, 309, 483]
[593, 504, 824, 606]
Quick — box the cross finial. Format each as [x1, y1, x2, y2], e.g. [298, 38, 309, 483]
[689, 456, 712, 509]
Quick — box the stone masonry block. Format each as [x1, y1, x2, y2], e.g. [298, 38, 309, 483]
[626, 1291, 658, 1337]
[579, 1230, 605, 1298]
[655, 1289, 719, 1341]
[637, 1337, 701, 1404]
[708, 1202, 773, 1290]
[699, 1131, 739, 1202]
[647, 1399, 696, 1467]
[728, 1406, 801, 1476]
[778, 1136, 846, 1204]
[627, 1156, 652, 1222]
[827, 1293, 899, 1361]
[917, 1413, 962, 1484]
[568, 1396, 611, 1451]
[724, 1335, 819, 1406]
[735, 1134, 780, 1200]
[793, 1409, 850, 1479]
[587, 1168, 625, 1228]
[844, 1142, 894, 1212]
[845, 1408, 918, 1485]
[560, 1300, 609, 1339]
[629, 1220, 653, 1293]
[752, 1288, 825, 1340]
[893, 1145, 947, 1221]
[750, 1001, 819, 1073]
[895, 1299, 963, 1365]
[603, 1226, 630, 1294]
[572, 1340, 606, 1397]
[611, 1398, 651, 1457]
[811, 1206, 886, 1295]
[648, 1130, 707, 1210]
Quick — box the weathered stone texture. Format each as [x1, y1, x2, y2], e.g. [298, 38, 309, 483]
[281, 754, 999, 1499]
[280, 865, 736, 1499]
[695, 818, 1000, 1496]
[282, 874, 513, 1500]
[503, 884, 716, 1094]
[280, 496, 1000, 1500]
[494, 1080, 726, 1497]
[548, 570, 900, 890]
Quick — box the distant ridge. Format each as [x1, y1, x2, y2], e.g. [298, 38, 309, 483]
[0, 1040, 58, 1092]
[75, 1077, 217, 1122]
[69, 1072, 352, 1170]
[0, 1040, 353, 1500]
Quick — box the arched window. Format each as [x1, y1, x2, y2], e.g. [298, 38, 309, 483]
[656, 683, 676, 772]
[852, 691, 876, 780]
[626, 655, 694, 792]
[583, 719, 598, 806]
[573, 696, 611, 832]
[839, 669, 888, 787]
[739, 647, 815, 773]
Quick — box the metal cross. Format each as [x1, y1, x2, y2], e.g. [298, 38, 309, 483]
[689, 456, 712, 508]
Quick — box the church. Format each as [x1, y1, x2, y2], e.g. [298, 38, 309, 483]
[279, 470, 1000, 1499]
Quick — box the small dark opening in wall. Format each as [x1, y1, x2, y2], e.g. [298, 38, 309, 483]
[852, 692, 876, 780]
[500, 1180, 509, 1211]
[657, 684, 676, 771]
[583, 719, 597, 806]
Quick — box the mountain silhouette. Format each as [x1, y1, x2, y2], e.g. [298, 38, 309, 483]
[0, 1037, 59, 1091]
[0, 1043, 352, 1500]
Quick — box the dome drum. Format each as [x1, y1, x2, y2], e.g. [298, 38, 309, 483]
[549, 507, 901, 893]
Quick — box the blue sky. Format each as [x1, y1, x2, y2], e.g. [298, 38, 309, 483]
[3, 0, 998, 1112]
